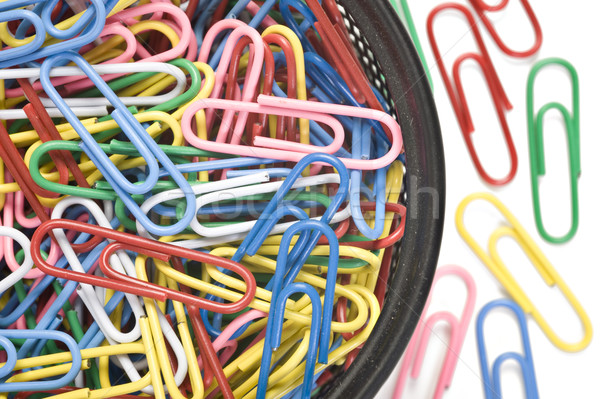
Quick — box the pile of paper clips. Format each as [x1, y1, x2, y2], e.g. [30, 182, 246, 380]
[391, 1, 592, 398]
[0, 0, 408, 398]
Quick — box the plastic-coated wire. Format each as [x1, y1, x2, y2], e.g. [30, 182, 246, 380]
[427, 3, 517, 186]
[40, 51, 197, 236]
[30, 218, 257, 313]
[394, 265, 476, 399]
[0, 227, 34, 293]
[526, 58, 580, 244]
[467, 0, 542, 58]
[18, 78, 91, 191]
[264, 220, 339, 367]
[0, 329, 82, 392]
[189, 173, 349, 238]
[0, 9, 46, 65]
[182, 95, 403, 170]
[258, 282, 323, 399]
[476, 299, 539, 399]
[456, 192, 592, 352]
[0, 0, 107, 69]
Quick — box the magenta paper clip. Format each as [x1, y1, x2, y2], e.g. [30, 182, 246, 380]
[393, 265, 477, 399]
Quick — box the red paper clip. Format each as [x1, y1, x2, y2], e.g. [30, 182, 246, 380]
[18, 78, 92, 190]
[468, 0, 543, 58]
[427, 3, 517, 186]
[31, 219, 257, 313]
[341, 202, 406, 250]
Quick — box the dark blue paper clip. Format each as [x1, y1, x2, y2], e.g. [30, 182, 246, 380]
[476, 299, 540, 399]
[279, 0, 319, 54]
[40, 51, 197, 236]
[257, 219, 339, 399]
[258, 282, 323, 399]
[258, 218, 339, 370]
[200, 153, 347, 338]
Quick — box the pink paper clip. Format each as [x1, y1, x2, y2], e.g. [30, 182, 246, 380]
[393, 265, 476, 399]
[182, 95, 402, 170]
[198, 20, 265, 144]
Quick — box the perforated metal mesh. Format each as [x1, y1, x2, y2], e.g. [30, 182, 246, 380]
[337, 4, 396, 118]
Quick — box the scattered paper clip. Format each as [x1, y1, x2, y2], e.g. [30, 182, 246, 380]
[468, 0, 543, 58]
[527, 58, 581, 244]
[456, 192, 592, 352]
[428, 3, 517, 186]
[394, 265, 476, 399]
[476, 299, 539, 399]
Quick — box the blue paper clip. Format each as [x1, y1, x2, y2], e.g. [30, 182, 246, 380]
[40, 51, 197, 236]
[0, 329, 82, 392]
[0, 0, 106, 69]
[258, 282, 323, 399]
[41, 0, 100, 40]
[200, 153, 347, 339]
[0, 10, 46, 64]
[279, 0, 319, 54]
[266, 219, 339, 362]
[476, 299, 540, 399]
[0, 0, 41, 11]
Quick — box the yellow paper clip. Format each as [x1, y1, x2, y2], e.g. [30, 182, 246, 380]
[456, 192, 592, 352]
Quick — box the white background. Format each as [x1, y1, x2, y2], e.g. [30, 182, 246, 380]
[377, 1, 599, 398]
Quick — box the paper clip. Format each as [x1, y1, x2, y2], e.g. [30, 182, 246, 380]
[182, 95, 402, 170]
[0, 329, 82, 392]
[30, 218, 257, 313]
[468, 0, 542, 58]
[197, 20, 265, 143]
[0, 0, 107, 69]
[0, 9, 46, 65]
[8, 342, 159, 398]
[526, 58, 581, 244]
[1, 62, 188, 108]
[7, 21, 138, 98]
[169, 257, 234, 398]
[0, 122, 55, 222]
[40, 51, 197, 236]
[306, 0, 389, 117]
[258, 282, 323, 399]
[427, 3, 517, 186]
[189, 173, 349, 239]
[456, 192, 592, 352]
[257, 219, 339, 398]
[476, 299, 539, 399]
[394, 265, 476, 399]
[18, 77, 93, 194]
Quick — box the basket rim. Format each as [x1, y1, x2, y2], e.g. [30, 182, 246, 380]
[323, 1, 446, 397]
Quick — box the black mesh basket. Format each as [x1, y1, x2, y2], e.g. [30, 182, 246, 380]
[319, 1, 445, 397]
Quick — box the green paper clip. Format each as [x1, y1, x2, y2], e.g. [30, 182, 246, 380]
[527, 58, 581, 244]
